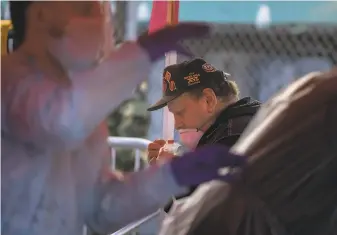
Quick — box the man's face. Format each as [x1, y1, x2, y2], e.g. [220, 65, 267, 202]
[168, 92, 215, 131]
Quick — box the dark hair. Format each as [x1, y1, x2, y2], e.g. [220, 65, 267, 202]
[9, 1, 32, 49]
[188, 79, 240, 101]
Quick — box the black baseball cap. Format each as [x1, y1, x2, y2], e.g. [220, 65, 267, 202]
[148, 58, 230, 111]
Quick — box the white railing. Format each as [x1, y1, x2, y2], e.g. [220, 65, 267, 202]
[107, 136, 152, 172]
[104, 137, 162, 235]
[86, 136, 161, 235]
[110, 210, 163, 235]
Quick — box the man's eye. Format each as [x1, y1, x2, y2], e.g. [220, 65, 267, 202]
[176, 110, 184, 116]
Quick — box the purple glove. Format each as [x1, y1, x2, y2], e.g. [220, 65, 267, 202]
[170, 145, 247, 186]
[137, 23, 211, 62]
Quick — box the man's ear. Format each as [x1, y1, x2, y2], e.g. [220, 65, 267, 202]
[202, 88, 217, 112]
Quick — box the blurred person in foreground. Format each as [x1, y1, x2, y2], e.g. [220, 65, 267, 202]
[148, 58, 261, 163]
[1, 2, 247, 235]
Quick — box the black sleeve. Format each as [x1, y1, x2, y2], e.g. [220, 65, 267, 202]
[214, 115, 254, 148]
[215, 135, 241, 148]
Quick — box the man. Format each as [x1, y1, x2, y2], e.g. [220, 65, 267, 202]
[148, 58, 261, 163]
[147, 58, 260, 212]
[159, 68, 337, 235]
[1, 2, 247, 235]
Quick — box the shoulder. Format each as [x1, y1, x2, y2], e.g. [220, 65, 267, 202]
[215, 116, 254, 147]
[1, 51, 68, 98]
[220, 97, 261, 131]
[1, 52, 38, 88]
[212, 98, 261, 146]
[227, 98, 261, 117]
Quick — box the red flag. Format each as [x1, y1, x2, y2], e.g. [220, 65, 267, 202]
[148, 0, 180, 33]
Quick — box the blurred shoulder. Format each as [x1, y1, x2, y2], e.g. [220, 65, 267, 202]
[1, 51, 34, 82]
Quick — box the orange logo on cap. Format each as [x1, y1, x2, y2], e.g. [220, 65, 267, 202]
[164, 71, 171, 82]
[163, 71, 176, 92]
[202, 63, 216, 72]
[184, 72, 200, 86]
[163, 80, 168, 92]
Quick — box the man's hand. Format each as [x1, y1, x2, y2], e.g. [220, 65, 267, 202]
[148, 139, 167, 165]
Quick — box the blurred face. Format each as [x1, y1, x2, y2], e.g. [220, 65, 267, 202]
[44, 2, 102, 34]
[167, 88, 219, 131]
[33, 1, 114, 70]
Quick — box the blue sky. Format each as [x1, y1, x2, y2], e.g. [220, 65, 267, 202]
[138, 1, 337, 24]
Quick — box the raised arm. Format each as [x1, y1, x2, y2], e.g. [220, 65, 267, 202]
[1, 23, 211, 150]
[2, 42, 150, 150]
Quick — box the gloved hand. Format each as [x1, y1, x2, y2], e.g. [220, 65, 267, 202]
[170, 145, 247, 186]
[137, 23, 211, 62]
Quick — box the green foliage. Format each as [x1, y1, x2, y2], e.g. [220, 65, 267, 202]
[107, 82, 150, 172]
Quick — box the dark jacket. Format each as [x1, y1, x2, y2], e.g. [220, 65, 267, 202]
[197, 97, 261, 148]
[164, 97, 261, 211]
